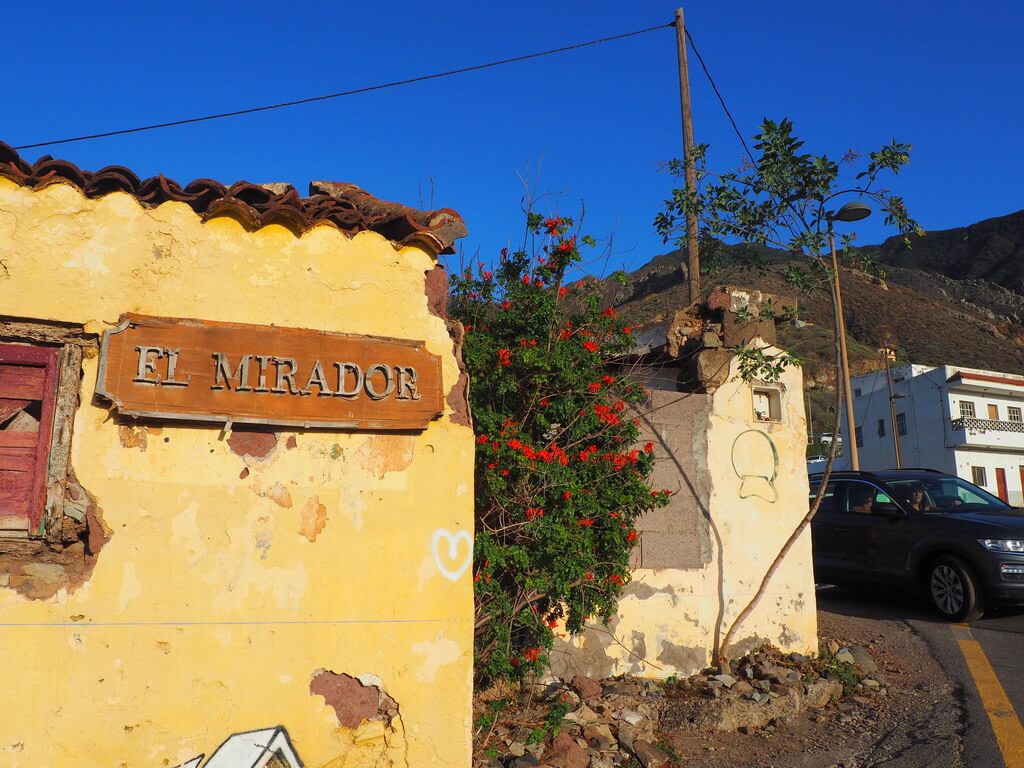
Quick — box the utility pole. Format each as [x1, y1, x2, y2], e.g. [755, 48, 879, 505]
[882, 348, 903, 469]
[806, 391, 814, 445]
[675, 8, 700, 305]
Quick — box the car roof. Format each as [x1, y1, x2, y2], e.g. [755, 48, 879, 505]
[808, 469, 947, 483]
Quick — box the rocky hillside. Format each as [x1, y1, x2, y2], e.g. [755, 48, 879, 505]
[607, 211, 1024, 440]
[870, 209, 1024, 298]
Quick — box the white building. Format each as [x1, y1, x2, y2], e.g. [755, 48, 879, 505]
[840, 364, 1024, 505]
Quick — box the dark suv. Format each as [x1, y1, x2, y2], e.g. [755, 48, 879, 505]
[809, 469, 1024, 622]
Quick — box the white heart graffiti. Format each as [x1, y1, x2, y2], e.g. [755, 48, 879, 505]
[431, 529, 473, 581]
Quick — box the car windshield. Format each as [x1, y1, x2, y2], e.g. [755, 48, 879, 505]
[886, 477, 1012, 512]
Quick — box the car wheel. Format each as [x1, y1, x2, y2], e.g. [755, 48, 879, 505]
[927, 555, 984, 622]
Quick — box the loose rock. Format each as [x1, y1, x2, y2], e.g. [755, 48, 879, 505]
[616, 709, 644, 726]
[571, 675, 603, 701]
[631, 739, 672, 768]
[544, 732, 590, 768]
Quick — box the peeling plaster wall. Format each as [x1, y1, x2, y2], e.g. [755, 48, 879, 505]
[553, 349, 817, 679]
[0, 180, 474, 768]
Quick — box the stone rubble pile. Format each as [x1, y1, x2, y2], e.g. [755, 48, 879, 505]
[477, 642, 886, 768]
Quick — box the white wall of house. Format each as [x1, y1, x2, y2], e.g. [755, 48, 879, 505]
[841, 363, 1024, 504]
[953, 449, 1024, 506]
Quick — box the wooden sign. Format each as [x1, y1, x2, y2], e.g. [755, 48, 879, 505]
[96, 314, 444, 431]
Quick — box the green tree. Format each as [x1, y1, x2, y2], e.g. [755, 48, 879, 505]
[655, 118, 921, 666]
[450, 214, 668, 685]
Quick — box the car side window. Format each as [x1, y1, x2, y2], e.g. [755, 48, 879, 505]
[843, 481, 892, 514]
[810, 481, 837, 516]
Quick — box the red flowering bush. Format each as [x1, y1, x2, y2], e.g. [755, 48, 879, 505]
[450, 213, 667, 684]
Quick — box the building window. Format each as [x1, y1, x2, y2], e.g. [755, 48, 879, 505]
[971, 466, 987, 487]
[854, 387, 862, 398]
[0, 326, 92, 547]
[960, 401, 976, 419]
[855, 426, 863, 448]
[752, 387, 782, 422]
[877, 419, 886, 437]
[0, 344, 60, 536]
[1008, 406, 1022, 423]
[988, 404, 1000, 420]
[896, 413, 907, 436]
[893, 374, 906, 383]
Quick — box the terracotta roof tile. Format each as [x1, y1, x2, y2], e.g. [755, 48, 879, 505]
[0, 141, 466, 255]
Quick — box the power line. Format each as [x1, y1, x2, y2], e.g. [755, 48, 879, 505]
[14, 22, 673, 152]
[684, 29, 754, 164]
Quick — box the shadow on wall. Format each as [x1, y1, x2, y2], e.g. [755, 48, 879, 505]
[637, 394, 726, 663]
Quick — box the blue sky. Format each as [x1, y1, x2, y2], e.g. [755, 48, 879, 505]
[6, 1, 1023, 277]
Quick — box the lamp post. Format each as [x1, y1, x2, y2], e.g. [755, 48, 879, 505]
[828, 201, 871, 471]
[881, 347, 904, 469]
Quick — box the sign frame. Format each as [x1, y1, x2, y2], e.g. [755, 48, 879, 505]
[95, 314, 445, 431]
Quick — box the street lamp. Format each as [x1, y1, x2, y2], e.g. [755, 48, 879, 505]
[828, 201, 872, 471]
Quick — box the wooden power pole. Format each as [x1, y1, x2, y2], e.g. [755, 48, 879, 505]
[675, 8, 700, 305]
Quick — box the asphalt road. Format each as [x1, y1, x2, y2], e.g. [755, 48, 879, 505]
[818, 585, 1024, 767]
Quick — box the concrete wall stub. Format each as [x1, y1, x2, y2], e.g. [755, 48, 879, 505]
[553, 345, 817, 679]
[0, 178, 474, 768]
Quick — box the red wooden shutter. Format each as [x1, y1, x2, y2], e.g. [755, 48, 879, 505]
[0, 344, 59, 534]
[995, 468, 1009, 503]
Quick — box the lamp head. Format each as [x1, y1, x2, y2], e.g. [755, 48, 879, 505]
[831, 201, 873, 223]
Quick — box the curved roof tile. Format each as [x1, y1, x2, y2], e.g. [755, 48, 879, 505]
[0, 141, 466, 255]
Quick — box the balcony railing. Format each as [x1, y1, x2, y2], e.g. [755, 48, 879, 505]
[951, 417, 1024, 434]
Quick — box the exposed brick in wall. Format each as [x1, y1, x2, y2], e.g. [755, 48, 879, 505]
[630, 388, 714, 569]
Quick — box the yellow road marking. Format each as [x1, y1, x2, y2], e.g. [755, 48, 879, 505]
[956, 629, 1024, 768]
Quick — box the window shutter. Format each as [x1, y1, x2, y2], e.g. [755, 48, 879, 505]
[0, 345, 59, 535]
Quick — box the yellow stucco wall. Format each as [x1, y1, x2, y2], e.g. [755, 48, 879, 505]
[555, 349, 817, 677]
[0, 179, 474, 767]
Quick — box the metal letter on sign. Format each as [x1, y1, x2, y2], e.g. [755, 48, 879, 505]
[96, 314, 444, 431]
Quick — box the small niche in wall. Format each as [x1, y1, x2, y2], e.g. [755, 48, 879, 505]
[752, 386, 783, 423]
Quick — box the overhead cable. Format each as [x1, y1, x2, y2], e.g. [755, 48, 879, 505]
[15, 22, 673, 151]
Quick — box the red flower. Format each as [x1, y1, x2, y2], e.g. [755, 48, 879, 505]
[626, 530, 638, 543]
[556, 237, 576, 254]
[562, 491, 572, 500]
[483, 271, 493, 280]
[588, 382, 602, 393]
[558, 286, 568, 298]
[500, 469, 509, 476]
[540, 397, 550, 408]
[602, 307, 617, 318]
[623, 326, 632, 334]
[522, 274, 531, 285]
[478, 434, 488, 444]
[501, 300, 512, 310]
[578, 519, 594, 527]
[644, 442, 654, 452]
[524, 647, 542, 662]
[609, 574, 624, 586]
[544, 217, 564, 234]
[547, 618, 558, 628]
[497, 348, 512, 366]
[582, 341, 600, 353]
[601, 375, 615, 385]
